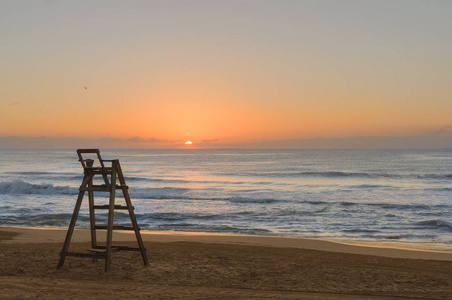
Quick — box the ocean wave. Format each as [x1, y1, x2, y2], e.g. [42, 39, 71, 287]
[228, 196, 280, 204]
[418, 174, 452, 179]
[219, 171, 452, 180]
[128, 176, 274, 186]
[305, 200, 329, 205]
[368, 203, 433, 211]
[4, 171, 82, 181]
[151, 223, 272, 235]
[0, 213, 82, 227]
[142, 194, 284, 203]
[136, 212, 225, 222]
[302, 200, 449, 211]
[5, 171, 75, 176]
[416, 220, 452, 231]
[424, 187, 452, 192]
[347, 184, 396, 189]
[223, 171, 385, 178]
[0, 180, 77, 195]
[132, 187, 191, 199]
[342, 228, 380, 233]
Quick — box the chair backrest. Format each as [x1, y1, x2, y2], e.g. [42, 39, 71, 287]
[76, 149, 105, 168]
[76, 149, 110, 185]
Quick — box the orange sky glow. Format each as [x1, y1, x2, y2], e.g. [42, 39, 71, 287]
[1, 1, 452, 149]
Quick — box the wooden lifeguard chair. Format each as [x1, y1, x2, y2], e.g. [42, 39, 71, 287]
[57, 149, 149, 272]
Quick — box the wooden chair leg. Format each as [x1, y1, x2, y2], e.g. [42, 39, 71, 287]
[116, 160, 149, 266]
[57, 189, 86, 269]
[104, 162, 117, 272]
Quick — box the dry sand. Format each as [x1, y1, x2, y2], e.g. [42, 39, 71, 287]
[1, 227, 451, 299]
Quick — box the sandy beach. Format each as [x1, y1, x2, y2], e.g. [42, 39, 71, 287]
[1, 227, 451, 299]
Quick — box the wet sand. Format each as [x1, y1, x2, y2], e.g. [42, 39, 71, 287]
[1, 227, 451, 299]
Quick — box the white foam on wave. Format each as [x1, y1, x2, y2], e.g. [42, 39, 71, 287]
[0, 179, 76, 195]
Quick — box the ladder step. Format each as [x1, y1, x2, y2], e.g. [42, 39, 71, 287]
[63, 252, 107, 258]
[88, 247, 120, 253]
[94, 225, 138, 231]
[116, 247, 142, 252]
[93, 245, 143, 252]
[80, 185, 129, 192]
[81, 185, 109, 192]
[93, 205, 132, 210]
[85, 167, 113, 174]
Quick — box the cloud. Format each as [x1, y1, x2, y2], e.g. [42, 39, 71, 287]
[126, 136, 143, 142]
[247, 134, 452, 149]
[145, 138, 182, 144]
[428, 125, 452, 136]
[201, 139, 219, 143]
[194, 134, 452, 150]
[0, 136, 183, 149]
[124, 137, 182, 144]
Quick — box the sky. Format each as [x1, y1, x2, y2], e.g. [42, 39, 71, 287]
[1, 0, 452, 149]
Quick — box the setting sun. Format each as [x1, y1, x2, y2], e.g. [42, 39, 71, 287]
[185, 140, 192, 145]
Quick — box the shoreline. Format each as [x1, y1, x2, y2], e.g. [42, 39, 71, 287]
[2, 226, 452, 261]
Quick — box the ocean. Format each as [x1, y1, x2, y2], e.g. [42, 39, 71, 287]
[1, 149, 451, 250]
